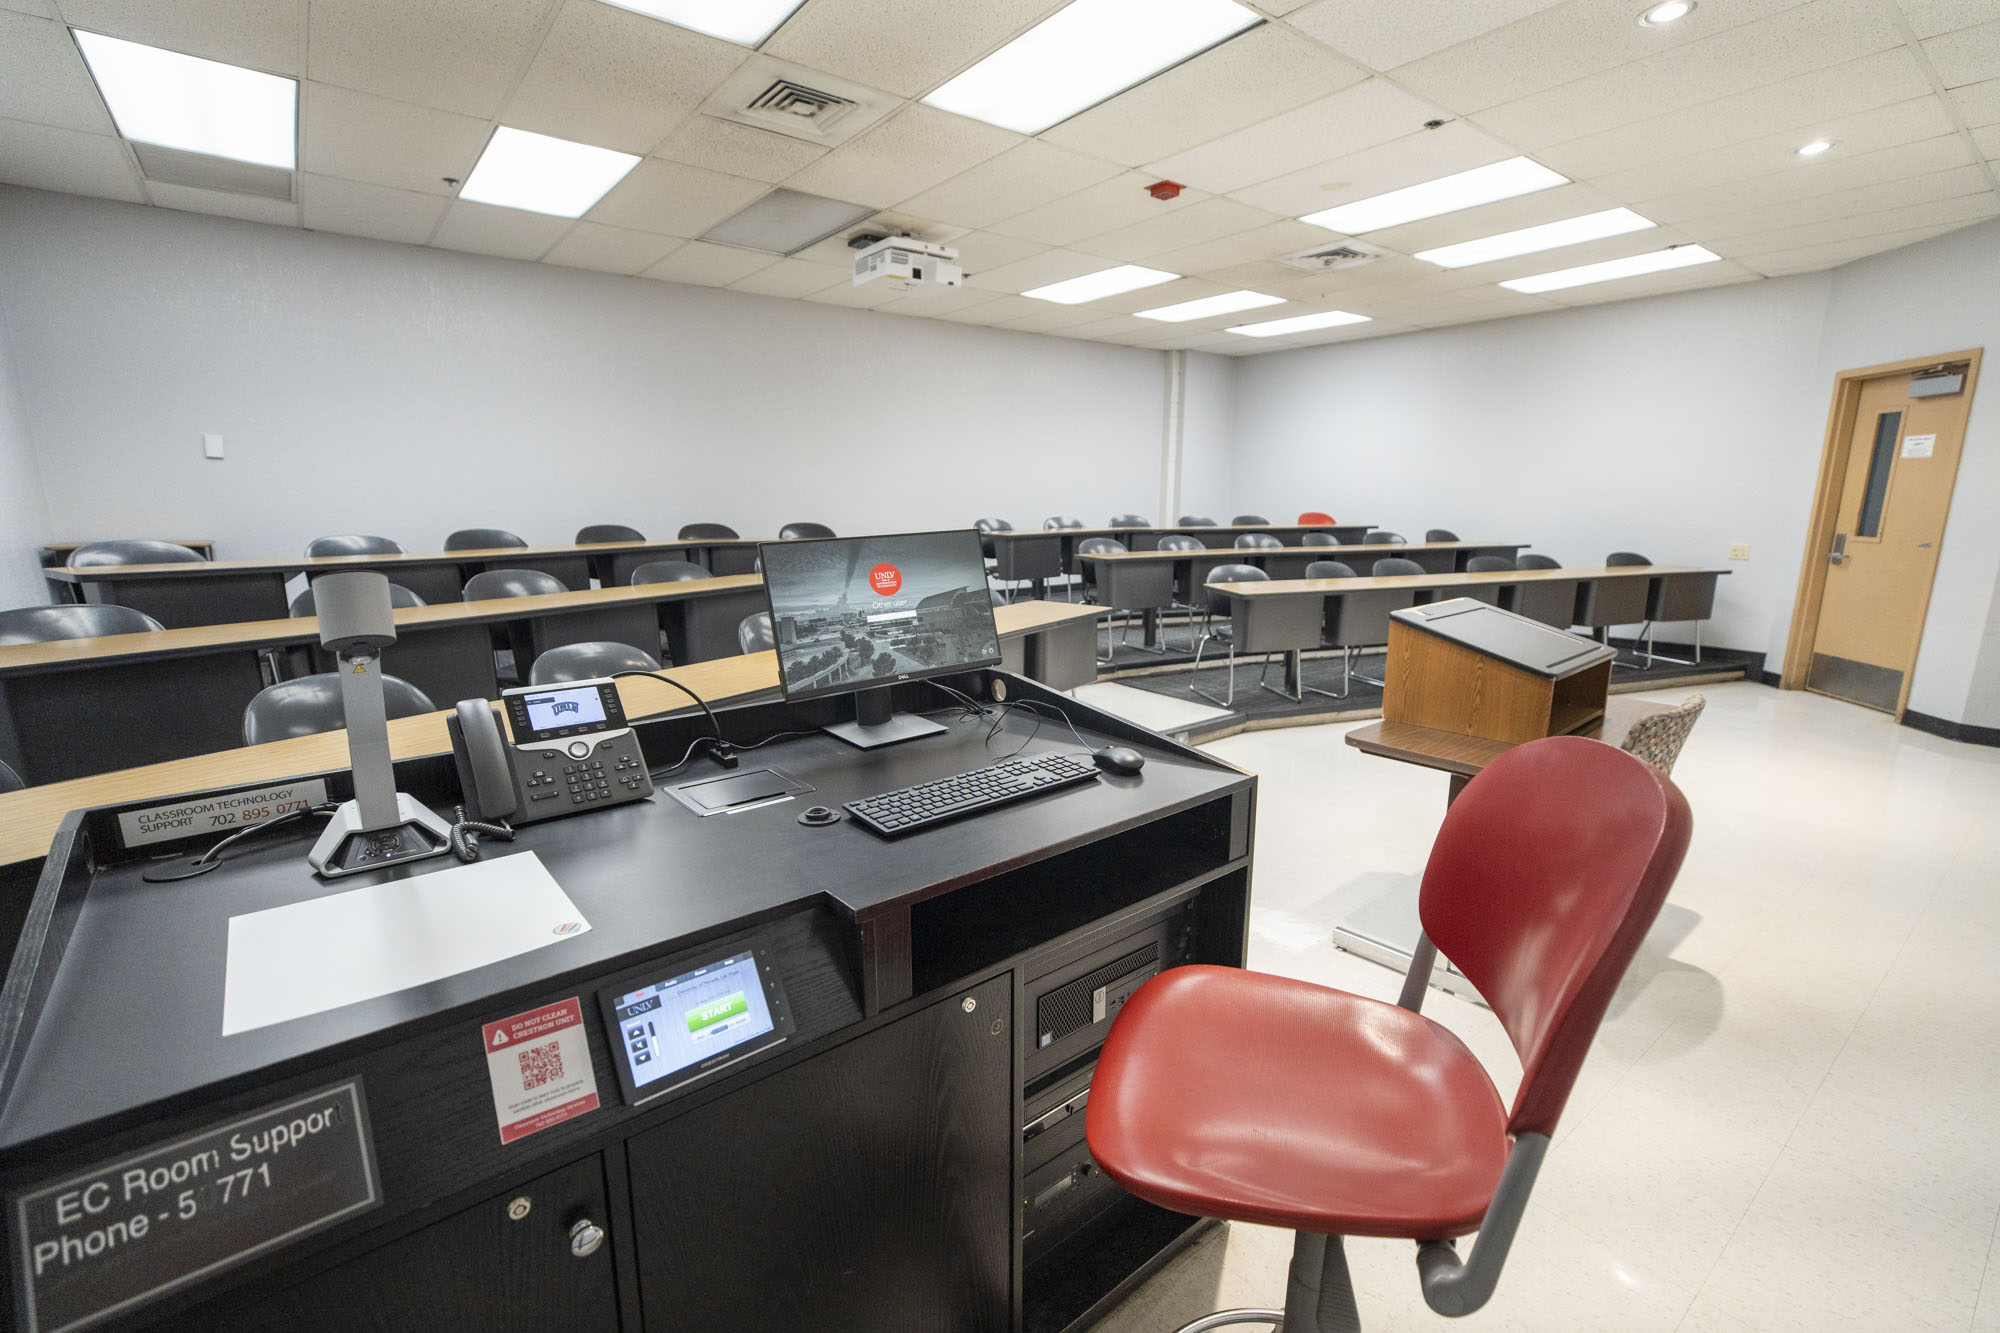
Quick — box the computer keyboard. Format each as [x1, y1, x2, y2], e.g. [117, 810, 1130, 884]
[844, 753, 1100, 837]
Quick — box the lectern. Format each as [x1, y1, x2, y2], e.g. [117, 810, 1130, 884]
[1382, 598, 1616, 743]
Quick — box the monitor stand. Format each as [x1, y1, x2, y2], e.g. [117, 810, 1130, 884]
[823, 685, 946, 750]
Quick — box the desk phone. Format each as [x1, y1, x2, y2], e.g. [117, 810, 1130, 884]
[448, 677, 653, 824]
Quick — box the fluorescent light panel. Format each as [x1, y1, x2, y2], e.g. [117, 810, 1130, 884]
[1501, 245, 1721, 293]
[923, 0, 1261, 135]
[597, 0, 807, 45]
[73, 29, 295, 169]
[1301, 157, 1567, 236]
[1227, 310, 1370, 338]
[1023, 265, 1180, 305]
[459, 127, 640, 218]
[1136, 290, 1284, 322]
[1415, 208, 1655, 269]
[700, 189, 875, 254]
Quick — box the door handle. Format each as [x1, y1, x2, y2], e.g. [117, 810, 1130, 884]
[1828, 533, 1848, 565]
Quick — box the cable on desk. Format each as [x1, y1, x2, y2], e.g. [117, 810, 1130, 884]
[449, 806, 516, 863]
[140, 804, 336, 882]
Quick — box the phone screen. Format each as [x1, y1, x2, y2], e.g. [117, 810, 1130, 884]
[520, 686, 607, 732]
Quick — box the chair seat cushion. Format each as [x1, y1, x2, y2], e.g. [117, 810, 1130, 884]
[1086, 965, 1509, 1238]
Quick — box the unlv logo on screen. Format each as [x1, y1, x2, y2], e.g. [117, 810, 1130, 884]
[869, 563, 902, 595]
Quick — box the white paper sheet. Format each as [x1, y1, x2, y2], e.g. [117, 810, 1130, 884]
[222, 852, 591, 1036]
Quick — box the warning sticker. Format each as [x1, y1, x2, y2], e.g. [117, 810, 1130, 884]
[481, 998, 600, 1145]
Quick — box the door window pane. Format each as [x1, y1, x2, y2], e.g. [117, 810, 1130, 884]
[1858, 410, 1900, 538]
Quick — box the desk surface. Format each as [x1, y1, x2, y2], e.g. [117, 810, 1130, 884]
[1078, 540, 1526, 561]
[1345, 695, 1672, 778]
[42, 540, 213, 554]
[44, 537, 762, 581]
[1213, 563, 1728, 595]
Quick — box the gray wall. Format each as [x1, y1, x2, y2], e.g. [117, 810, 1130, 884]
[0, 281, 49, 608]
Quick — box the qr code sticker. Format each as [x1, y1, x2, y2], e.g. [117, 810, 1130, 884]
[518, 1039, 564, 1090]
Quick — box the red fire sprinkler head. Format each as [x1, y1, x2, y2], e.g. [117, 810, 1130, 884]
[1146, 179, 1185, 201]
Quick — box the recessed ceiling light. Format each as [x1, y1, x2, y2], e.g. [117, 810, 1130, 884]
[1226, 310, 1371, 337]
[923, 0, 1261, 135]
[597, 0, 807, 45]
[1638, 0, 1694, 25]
[1416, 208, 1656, 269]
[1136, 290, 1284, 322]
[1501, 244, 1721, 293]
[1300, 157, 1569, 235]
[72, 29, 295, 169]
[1797, 139, 1835, 156]
[700, 189, 877, 254]
[1023, 265, 1181, 305]
[459, 127, 641, 218]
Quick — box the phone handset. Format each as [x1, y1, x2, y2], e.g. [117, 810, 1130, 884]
[450, 700, 520, 821]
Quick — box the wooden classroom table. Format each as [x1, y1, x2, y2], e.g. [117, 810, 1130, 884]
[41, 538, 765, 626]
[984, 522, 1374, 598]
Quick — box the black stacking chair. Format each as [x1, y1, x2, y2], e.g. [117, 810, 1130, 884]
[1517, 554, 1561, 569]
[1508, 555, 1582, 628]
[0, 604, 165, 644]
[1372, 557, 1426, 578]
[1233, 533, 1282, 549]
[1304, 561, 1357, 580]
[1302, 561, 1360, 697]
[68, 540, 205, 566]
[291, 584, 425, 615]
[1043, 516, 1084, 529]
[779, 523, 835, 539]
[738, 613, 776, 654]
[445, 528, 528, 550]
[305, 535, 403, 558]
[1301, 532, 1341, 547]
[464, 569, 568, 599]
[1426, 528, 1459, 542]
[678, 523, 740, 541]
[1459, 555, 1518, 606]
[1576, 552, 1653, 660]
[242, 673, 435, 744]
[1639, 567, 1718, 667]
[1178, 515, 1218, 527]
[0, 758, 22, 794]
[576, 524, 644, 543]
[630, 560, 711, 584]
[1074, 538, 1135, 663]
[1362, 530, 1406, 545]
[1109, 514, 1151, 528]
[530, 641, 660, 685]
[1189, 564, 1271, 707]
[1328, 561, 1428, 689]
[1232, 514, 1270, 525]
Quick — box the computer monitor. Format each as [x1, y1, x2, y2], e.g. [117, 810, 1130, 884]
[759, 529, 1002, 748]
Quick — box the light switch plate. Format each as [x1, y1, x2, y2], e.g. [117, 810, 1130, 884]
[203, 433, 224, 460]
[1729, 543, 1750, 560]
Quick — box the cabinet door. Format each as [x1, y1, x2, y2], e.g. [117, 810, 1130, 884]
[629, 974, 1013, 1333]
[197, 1153, 618, 1333]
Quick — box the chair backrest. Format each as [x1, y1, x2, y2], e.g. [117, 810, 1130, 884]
[0, 757, 21, 794]
[1464, 556, 1516, 574]
[67, 540, 205, 567]
[575, 524, 644, 544]
[1177, 515, 1217, 526]
[241, 673, 436, 745]
[1372, 557, 1426, 577]
[1607, 551, 1652, 566]
[305, 534, 403, 558]
[1621, 696, 1706, 776]
[1156, 534, 1205, 551]
[463, 568, 568, 600]
[529, 640, 661, 684]
[1109, 514, 1151, 528]
[1362, 530, 1406, 545]
[1426, 528, 1459, 542]
[1233, 532, 1282, 549]
[779, 522, 835, 540]
[1231, 514, 1269, 525]
[444, 528, 527, 551]
[0, 604, 165, 644]
[291, 583, 425, 616]
[738, 612, 776, 654]
[1200, 562, 1268, 612]
[677, 522, 741, 540]
[629, 559, 711, 584]
[1419, 736, 1690, 1137]
[1043, 516, 1084, 529]
[973, 518, 1013, 533]
[1516, 554, 1562, 570]
[1298, 511, 1336, 525]
[1304, 560, 1357, 579]
[1075, 537, 1128, 556]
[1300, 532, 1340, 547]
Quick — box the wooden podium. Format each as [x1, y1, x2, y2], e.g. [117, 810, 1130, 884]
[1382, 597, 1616, 744]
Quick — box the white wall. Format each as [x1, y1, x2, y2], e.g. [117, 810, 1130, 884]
[0, 186, 1173, 565]
[1177, 350, 1237, 524]
[0, 281, 50, 608]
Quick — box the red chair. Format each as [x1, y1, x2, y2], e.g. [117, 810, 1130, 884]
[1086, 736, 1691, 1331]
[1298, 510, 1337, 525]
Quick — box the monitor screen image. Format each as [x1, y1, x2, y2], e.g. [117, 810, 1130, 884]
[760, 530, 1001, 701]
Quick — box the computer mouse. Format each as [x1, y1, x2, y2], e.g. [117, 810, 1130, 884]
[1093, 745, 1146, 775]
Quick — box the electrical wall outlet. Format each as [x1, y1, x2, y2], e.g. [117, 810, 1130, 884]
[203, 433, 225, 460]
[1729, 543, 1750, 560]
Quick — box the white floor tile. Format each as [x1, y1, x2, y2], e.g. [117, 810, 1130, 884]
[1070, 680, 1234, 733]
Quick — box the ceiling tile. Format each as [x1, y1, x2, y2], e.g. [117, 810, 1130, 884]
[1637, 134, 1978, 219]
[1702, 187, 1999, 252]
[503, 0, 745, 154]
[0, 11, 117, 134]
[728, 257, 855, 298]
[1673, 164, 1993, 239]
[761, 0, 1061, 99]
[800, 276, 905, 307]
[1286, 0, 1568, 72]
[1360, 180, 1624, 254]
[1949, 78, 2000, 126]
[1146, 79, 1449, 194]
[542, 220, 681, 273]
[1893, 0, 1994, 40]
[586, 158, 769, 237]
[0, 0, 54, 16]
[145, 180, 300, 226]
[1540, 262, 1755, 305]
[1040, 25, 1365, 168]
[873, 283, 1009, 314]
[654, 115, 827, 183]
[299, 173, 446, 243]
[0, 117, 139, 200]
[1074, 196, 1282, 261]
[779, 207, 963, 265]
[1227, 119, 1516, 217]
[430, 199, 571, 259]
[935, 228, 1048, 276]
[58, 0, 305, 75]
[1145, 219, 1343, 276]
[987, 171, 1207, 247]
[965, 246, 1127, 293]
[1923, 19, 2000, 87]
[299, 83, 489, 196]
[783, 104, 1022, 209]
[1468, 0, 1906, 147]
[1729, 219, 1977, 273]
[1974, 122, 2000, 158]
[933, 293, 1045, 323]
[896, 139, 1123, 230]
[306, 0, 559, 119]
[640, 239, 774, 286]
[1248, 0, 1318, 15]
[991, 302, 1120, 332]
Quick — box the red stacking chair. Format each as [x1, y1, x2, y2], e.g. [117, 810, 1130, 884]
[1086, 736, 1692, 1332]
[1298, 510, 1337, 525]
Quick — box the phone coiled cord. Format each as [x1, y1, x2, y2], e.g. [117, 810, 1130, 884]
[449, 806, 517, 863]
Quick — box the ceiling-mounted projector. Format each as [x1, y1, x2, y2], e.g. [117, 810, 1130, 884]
[851, 235, 962, 293]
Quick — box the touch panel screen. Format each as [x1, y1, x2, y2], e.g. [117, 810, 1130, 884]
[600, 949, 792, 1104]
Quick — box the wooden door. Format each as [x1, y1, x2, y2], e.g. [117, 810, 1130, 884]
[1806, 364, 1976, 712]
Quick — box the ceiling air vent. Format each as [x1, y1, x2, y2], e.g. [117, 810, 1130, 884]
[133, 143, 294, 202]
[744, 79, 859, 134]
[1278, 241, 1389, 273]
[701, 58, 894, 148]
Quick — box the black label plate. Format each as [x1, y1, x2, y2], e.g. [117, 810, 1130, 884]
[11, 1079, 381, 1332]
